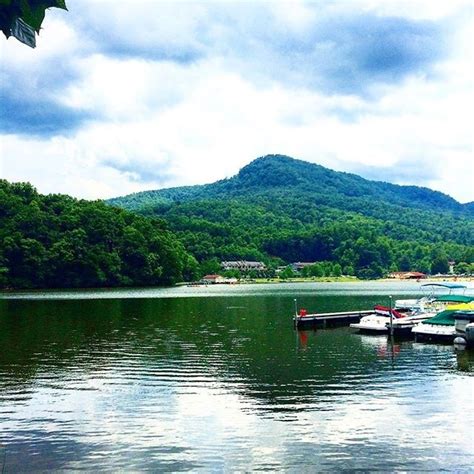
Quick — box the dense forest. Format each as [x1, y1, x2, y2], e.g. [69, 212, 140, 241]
[109, 155, 474, 279]
[1, 155, 473, 290]
[0, 180, 198, 289]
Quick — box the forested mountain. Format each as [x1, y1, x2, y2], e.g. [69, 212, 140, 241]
[109, 155, 469, 214]
[2, 156, 471, 290]
[0, 180, 198, 289]
[109, 155, 474, 278]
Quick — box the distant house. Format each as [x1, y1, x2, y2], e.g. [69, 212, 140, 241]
[221, 261, 267, 272]
[201, 274, 226, 284]
[388, 271, 427, 280]
[291, 262, 317, 273]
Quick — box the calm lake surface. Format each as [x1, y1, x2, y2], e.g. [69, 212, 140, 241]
[1, 282, 473, 471]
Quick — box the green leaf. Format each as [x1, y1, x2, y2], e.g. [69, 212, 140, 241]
[12, 16, 36, 46]
[54, 0, 68, 10]
[20, 0, 53, 32]
[1, 0, 67, 41]
[29, 0, 67, 10]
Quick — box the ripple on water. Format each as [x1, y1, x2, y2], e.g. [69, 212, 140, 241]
[0, 291, 473, 471]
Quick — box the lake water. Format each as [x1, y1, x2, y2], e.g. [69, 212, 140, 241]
[1, 282, 473, 471]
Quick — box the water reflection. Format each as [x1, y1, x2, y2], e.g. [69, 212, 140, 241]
[0, 290, 473, 471]
[455, 348, 474, 372]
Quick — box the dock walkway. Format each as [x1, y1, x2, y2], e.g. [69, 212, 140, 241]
[294, 310, 373, 329]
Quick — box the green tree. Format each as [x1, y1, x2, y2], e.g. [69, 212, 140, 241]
[279, 267, 296, 279]
[332, 263, 342, 277]
[398, 254, 412, 271]
[199, 258, 221, 277]
[431, 253, 449, 275]
[454, 262, 470, 275]
[0, 180, 194, 289]
[343, 265, 355, 276]
[308, 263, 324, 277]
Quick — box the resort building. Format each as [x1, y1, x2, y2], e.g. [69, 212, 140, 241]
[388, 271, 427, 280]
[221, 261, 267, 272]
[290, 262, 318, 273]
[201, 274, 226, 284]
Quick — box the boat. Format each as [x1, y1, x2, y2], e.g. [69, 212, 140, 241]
[412, 302, 474, 343]
[394, 282, 469, 312]
[350, 305, 405, 334]
[390, 294, 474, 338]
[388, 308, 438, 338]
[389, 283, 473, 338]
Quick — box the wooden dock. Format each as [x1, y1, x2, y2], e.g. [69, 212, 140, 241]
[293, 310, 373, 329]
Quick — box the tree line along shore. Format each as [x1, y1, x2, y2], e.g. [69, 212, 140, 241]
[1, 178, 473, 290]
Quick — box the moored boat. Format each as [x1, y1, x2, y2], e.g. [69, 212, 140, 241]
[388, 284, 473, 338]
[389, 292, 474, 338]
[350, 305, 405, 334]
[412, 302, 474, 343]
[394, 282, 470, 313]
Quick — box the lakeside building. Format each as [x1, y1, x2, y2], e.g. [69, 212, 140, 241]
[201, 274, 238, 284]
[221, 261, 267, 272]
[201, 274, 226, 284]
[388, 271, 427, 280]
[291, 262, 317, 273]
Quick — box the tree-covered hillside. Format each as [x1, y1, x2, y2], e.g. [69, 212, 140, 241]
[109, 155, 470, 215]
[109, 155, 474, 278]
[0, 180, 198, 289]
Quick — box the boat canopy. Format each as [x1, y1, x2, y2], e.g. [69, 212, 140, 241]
[434, 295, 474, 303]
[421, 282, 467, 290]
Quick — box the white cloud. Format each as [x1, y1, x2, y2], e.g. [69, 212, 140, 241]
[0, 1, 472, 202]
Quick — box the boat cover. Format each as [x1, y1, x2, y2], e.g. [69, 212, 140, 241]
[421, 282, 467, 290]
[425, 303, 474, 326]
[434, 295, 474, 303]
[374, 305, 404, 318]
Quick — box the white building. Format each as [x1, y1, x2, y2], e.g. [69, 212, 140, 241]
[221, 261, 267, 272]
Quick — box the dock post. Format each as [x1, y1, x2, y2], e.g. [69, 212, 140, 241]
[389, 295, 393, 336]
[293, 299, 298, 329]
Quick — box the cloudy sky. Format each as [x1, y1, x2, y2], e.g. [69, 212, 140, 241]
[1, 0, 472, 202]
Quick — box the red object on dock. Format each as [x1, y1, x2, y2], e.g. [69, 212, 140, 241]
[299, 309, 307, 317]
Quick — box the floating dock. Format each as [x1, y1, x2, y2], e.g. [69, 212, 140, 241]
[293, 310, 373, 329]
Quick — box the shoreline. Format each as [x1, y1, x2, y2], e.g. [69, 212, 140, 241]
[1, 275, 472, 295]
[237, 276, 474, 285]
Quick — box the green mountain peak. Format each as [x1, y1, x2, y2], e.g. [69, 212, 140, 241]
[109, 154, 463, 213]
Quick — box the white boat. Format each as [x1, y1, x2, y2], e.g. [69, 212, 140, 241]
[350, 305, 405, 334]
[388, 308, 438, 337]
[412, 302, 474, 343]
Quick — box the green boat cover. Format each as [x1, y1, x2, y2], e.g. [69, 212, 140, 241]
[426, 309, 458, 326]
[434, 295, 474, 303]
[426, 302, 474, 325]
